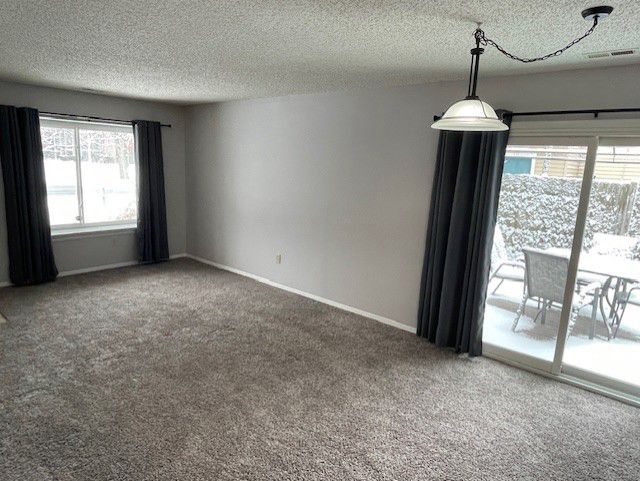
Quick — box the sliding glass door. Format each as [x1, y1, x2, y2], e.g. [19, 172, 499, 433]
[483, 120, 640, 399]
[483, 138, 593, 372]
[561, 140, 640, 396]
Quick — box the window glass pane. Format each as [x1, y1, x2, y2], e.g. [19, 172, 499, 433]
[563, 144, 640, 389]
[41, 125, 80, 226]
[483, 143, 588, 364]
[79, 127, 136, 224]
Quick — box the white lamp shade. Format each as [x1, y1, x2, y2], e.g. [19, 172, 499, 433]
[431, 98, 509, 131]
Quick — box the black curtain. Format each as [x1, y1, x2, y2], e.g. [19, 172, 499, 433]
[0, 106, 58, 286]
[417, 112, 512, 356]
[134, 120, 169, 263]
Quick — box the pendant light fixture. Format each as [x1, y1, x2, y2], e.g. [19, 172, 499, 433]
[432, 6, 614, 132]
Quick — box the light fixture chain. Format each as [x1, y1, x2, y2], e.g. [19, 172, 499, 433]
[475, 17, 599, 63]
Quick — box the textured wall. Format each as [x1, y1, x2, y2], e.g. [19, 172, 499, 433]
[0, 81, 187, 282]
[185, 86, 434, 324]
[185, 64, 640, 329]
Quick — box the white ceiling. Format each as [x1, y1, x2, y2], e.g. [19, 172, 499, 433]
[1, 1, 639, 104]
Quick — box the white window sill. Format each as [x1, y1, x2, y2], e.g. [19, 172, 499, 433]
[52, 224, 137, 241]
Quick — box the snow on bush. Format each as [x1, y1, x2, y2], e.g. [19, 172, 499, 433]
[628, 188, 640, 238]
[496, 174, 638, 260]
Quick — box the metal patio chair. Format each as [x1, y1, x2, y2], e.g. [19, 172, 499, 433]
[609, 284, 640, 338]
[512, 248, 603, 338]
[489, 226, 525, 296]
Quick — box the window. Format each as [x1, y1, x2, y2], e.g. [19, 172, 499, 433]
[40, 118, 137, 232]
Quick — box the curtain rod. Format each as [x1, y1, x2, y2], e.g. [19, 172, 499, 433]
[40, 111, 172, 128]
[511, 107, 640, 118]
[433, 107, 640, 122]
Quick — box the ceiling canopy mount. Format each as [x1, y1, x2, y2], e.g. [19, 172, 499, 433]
[582, 5, 614, 22]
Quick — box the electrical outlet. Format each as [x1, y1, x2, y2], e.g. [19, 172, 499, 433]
[276, 254, 283, 264]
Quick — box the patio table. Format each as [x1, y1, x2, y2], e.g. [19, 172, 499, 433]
[546, 247, 640, 338]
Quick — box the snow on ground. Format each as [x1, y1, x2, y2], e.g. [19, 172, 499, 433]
[484, 279, 640, 387]
[44, 159, 136, 225]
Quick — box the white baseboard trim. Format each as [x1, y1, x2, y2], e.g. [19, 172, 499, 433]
[58, 260, 139, 277]
[0, 253, 189, 286]
[59, 253, 188, 277]
[186, 254, 415, 334]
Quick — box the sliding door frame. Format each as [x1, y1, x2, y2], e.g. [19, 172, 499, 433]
[551, 136, 598, 374]
[483, 118, 640, 403]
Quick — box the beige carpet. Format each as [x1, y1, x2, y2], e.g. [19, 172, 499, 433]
[0, 258, 638, 480]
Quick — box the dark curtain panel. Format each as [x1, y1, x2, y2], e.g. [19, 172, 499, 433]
[134, 120, 169, 263]
[0, 106, 58, 286]
[417, 112, 512, 356]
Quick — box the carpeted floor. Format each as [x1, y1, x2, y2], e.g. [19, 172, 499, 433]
[1, 259, 638, 480]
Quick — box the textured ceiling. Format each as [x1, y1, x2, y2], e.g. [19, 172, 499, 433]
[1, 1, 639, 104]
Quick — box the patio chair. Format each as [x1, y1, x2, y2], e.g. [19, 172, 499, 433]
[512, 248, 602, 337]
[489, 226, 525, 295]
[609, 284, 640, 338]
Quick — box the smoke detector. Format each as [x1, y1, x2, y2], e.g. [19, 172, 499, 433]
[585, 48, 638, 59]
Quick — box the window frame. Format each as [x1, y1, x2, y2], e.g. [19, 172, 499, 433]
[40, 117, 138, 235]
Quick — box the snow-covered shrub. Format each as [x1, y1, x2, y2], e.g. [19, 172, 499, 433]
[496, 174, 638, 260]
[628, 188, 640, 238]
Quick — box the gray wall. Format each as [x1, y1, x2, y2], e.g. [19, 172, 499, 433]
[0, 81, 186, 281]
[185, 64, 640, 329]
